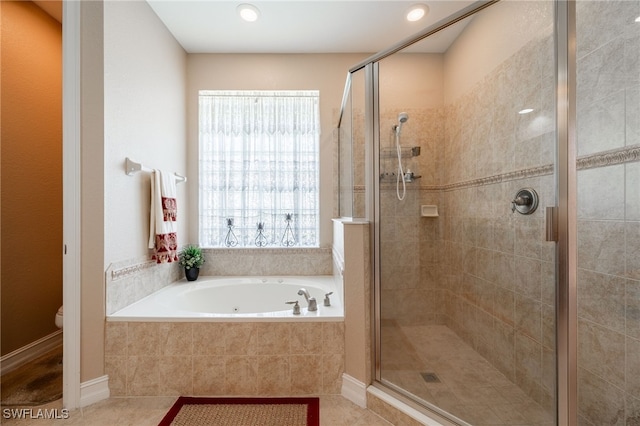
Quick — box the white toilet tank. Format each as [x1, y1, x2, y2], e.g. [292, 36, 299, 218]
[55, 305, 63, 329]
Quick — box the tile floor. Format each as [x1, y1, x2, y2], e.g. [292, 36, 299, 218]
[2, 324, 558, 426]
[381, 324, 554, 425]
[1, 395, 392, 426]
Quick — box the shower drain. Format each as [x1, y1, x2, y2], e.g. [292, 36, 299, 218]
[420, 372, 441, 383]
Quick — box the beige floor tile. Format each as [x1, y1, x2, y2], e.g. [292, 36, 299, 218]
[320, 395, 392, 426]
[2, 395, 391, 426]
[380, 324, 554, 425]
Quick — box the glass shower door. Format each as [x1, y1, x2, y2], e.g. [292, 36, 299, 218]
[375, 2, 558, 424]
[575, 1, 640, 424]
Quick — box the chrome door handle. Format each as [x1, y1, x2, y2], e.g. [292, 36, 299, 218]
[545, 206, 558, 242]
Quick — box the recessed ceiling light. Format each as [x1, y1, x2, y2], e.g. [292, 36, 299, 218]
[406, 4, 429, 22]
[237, 3, 260, 22]
[635, 15, 640, 22]
[519, 108, 534, 115]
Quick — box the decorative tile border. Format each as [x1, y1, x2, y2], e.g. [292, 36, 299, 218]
[203, 247, 331, 256]
[577, 145, 640, 170]
[440, 164, 555, 192]
[351, 145, 640, 194]
[109, 260, 156, 281]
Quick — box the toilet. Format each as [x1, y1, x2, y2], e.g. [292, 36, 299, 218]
[55, 305, 63, 329]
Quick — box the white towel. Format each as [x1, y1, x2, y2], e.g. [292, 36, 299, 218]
[149, 169, 178, 263]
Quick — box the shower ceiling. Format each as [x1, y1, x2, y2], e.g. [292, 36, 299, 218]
[146, 1, 475, 53]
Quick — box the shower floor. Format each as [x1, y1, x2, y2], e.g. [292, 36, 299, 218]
[380, 323, 553, 425]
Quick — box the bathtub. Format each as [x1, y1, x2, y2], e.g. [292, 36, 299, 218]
[107, 275, 343, 322]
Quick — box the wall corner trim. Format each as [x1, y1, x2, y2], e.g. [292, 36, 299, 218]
[341, 374, 367, 408]
[79, 375, 110, 408]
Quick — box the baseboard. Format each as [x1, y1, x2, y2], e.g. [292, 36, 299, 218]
[341, 374, 367, 408]
[80, 375, 110, 407]
[367, 385, 455, 426]
[0, 330, 63, 376]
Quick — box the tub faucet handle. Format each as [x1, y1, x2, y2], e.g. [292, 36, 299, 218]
[285, 301, 301, 315]
[308, 297, 317, 311]
[324, 292, 333, 306]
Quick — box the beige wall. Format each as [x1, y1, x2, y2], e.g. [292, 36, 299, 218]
[443, 0, 554, 103]
[104, 0, 188, 264]
[100, 9, 367, 382]
[336, 220, 371, 385]
[379, 53, 444, 110]
[186, 53, 369, 247]
[84, 0, 189, 382]
[0, 0, 62, 356]
[80, 0, 105, 383]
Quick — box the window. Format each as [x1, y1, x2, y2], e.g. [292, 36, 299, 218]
[198, 90, 320, 248]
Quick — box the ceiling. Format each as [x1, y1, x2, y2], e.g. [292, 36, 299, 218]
[146, 1, 477, 54]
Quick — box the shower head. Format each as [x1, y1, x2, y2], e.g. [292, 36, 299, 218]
[394, 112, 409, 135]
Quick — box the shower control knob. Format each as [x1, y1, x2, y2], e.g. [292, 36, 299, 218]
[511, 188, 539, 215]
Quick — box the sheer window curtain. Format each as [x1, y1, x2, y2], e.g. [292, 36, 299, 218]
[199, 91, 320, 248]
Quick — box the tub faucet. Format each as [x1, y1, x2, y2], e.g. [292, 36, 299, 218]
[297, 288, 317, 311]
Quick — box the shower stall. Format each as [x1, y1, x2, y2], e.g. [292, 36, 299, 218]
[337, 0, 640, 425]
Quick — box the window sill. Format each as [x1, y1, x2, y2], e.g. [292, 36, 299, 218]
[202, 247, 328, 255]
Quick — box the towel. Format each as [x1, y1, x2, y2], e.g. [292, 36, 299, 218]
[149, 169, 178, 263]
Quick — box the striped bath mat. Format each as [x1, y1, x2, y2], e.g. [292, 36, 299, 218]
[158, 396, 320, 426]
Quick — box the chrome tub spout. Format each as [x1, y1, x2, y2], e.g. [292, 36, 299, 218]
[297, 288, 318, 311]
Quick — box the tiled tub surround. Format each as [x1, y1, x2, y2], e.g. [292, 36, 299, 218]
[106, 257, 182, 315]
[104, 321, 345, 397]
[199, 247, 333, 277]
[106, 248, 332, 315]
[105, 249, 340, 397]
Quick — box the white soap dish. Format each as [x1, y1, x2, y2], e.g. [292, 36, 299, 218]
[421, 205, 439, 217]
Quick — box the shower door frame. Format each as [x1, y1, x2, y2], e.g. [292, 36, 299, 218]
[555, 1, 577, 425]
[343, 0, 579, 424]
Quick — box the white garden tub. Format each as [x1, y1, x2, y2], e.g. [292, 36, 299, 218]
[108, 275, 343, 322]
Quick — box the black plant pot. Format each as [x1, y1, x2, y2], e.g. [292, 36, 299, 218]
[184, 267, 199, 281]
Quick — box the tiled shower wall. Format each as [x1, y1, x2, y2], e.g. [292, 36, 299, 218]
[343, 1, 639, 423]
[575, 1, 640, 423]
[439, 28, 557, 412]
[378, 107, 444, 326]
[372, 25, 558, 412]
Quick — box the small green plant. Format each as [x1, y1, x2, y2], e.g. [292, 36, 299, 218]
[178, 245, 205, 270]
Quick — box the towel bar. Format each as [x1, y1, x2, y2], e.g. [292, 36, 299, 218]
[125, 157, 187, 183]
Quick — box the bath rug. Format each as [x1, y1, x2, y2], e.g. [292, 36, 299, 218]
[158, 396, 319, 426]
[0, 345, 62, 406]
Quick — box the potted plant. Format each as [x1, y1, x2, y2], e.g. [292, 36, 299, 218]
[178, 245, 205, 281]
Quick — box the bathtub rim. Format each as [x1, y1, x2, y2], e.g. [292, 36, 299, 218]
[107, 274, 343, 323]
